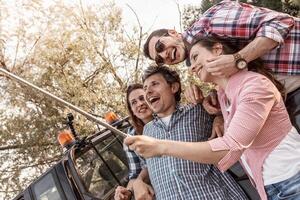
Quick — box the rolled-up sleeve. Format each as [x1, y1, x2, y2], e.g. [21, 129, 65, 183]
[208, 76, 277, 171]
[256, 15, 294, 44]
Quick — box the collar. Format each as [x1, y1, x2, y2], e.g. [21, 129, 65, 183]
[152, 103, 183, 121]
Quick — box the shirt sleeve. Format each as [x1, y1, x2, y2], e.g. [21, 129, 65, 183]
[208, 75, 278, 171]
[183, 1, 294, 45]
[124, 127, 146, 179]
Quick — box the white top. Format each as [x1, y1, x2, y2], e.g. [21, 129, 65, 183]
[241, 154, 254, 179]
[263, 126, 300, 185]
[160, 115, 172, 127]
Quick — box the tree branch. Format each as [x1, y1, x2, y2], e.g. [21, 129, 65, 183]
[126, 4, 143, 82]
[174, 0, 183, 32]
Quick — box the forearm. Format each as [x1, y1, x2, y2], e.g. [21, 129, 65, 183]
[136, 168, 150, 184]
[126, 179, 135, 190]
[160, 140, 228, 164]
[239, 36, 278, 62]
[127, 168, 150, 190]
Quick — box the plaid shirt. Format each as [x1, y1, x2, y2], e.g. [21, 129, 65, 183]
[123, 127, 146, 179]
[144, 104, 248, 200]
[183, 0, 300, 75]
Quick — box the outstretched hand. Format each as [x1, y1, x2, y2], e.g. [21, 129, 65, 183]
[124, 135, 164, 158]
[206, 55, 239, 77]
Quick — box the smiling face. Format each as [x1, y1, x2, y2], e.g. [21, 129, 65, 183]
[143, 73, 179, 117]
[189, 43, 221, 83]
[148, 30, 187, 65]
[128, 88, 153, 123]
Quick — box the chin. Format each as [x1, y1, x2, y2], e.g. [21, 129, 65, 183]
[201, 76, 208, 82]
[149, 105, 157, 113]
[203, 74, 214, 83]
[171, 60, 181, 65]
[151, 107, 161, 114]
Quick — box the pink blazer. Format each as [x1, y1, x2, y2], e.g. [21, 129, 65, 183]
[208, 70, 292, 200]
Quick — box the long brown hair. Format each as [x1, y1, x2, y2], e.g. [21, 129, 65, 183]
[191, 37, 285, 98]
[126, 83, 147, 135]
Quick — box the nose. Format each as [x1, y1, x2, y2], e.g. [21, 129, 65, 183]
[145, 87, 153, 100]
[158, 50, 168, 60]
[136, 99, 144, 107]
[145, 87, 152, 96]
[189, 64, 197, 73]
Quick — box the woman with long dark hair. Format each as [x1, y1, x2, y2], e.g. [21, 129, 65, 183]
[114, 83, 154, 200]
[125, 38, 300, 200]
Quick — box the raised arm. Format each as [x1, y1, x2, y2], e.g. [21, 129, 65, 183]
[185, 1, 295, 77]
[205, 37, 278, 77]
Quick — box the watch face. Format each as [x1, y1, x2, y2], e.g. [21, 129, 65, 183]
[237, 60, 247, 69]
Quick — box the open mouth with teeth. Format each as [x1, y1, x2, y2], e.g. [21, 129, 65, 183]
[171, 48, 177, 62]
[195, 65, 204, 76]
[138, 107, 148, 113]
[148, 96, 160, 106]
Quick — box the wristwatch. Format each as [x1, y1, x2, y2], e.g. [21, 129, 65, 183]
[233, 53, 247, 70]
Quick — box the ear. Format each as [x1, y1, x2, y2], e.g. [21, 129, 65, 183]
[171, 82, 180, 94]
[213, 43, 223, 56]
[168, 29, 180, 38]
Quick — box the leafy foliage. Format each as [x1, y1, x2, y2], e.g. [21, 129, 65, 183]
[0, 0, 193, 198]
[0, 0, 150, 198]
[1, 0, 297, 199]
[183, 0, 299, 29]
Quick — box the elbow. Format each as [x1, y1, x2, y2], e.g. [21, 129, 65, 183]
[259, 37, 279, 51]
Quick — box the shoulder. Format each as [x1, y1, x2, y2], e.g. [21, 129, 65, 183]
[229, 71, 279, 101]
[185, 103, 206, 114]
[241, 71, 276, 91]
[143, 120, 155, 131]
[180, 104, 213, 120]
[183, 103, 207, 112]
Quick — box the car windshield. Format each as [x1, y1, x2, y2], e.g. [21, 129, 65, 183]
[74, 134, 128, 199]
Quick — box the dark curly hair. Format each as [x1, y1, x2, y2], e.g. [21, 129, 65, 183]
[142, 65, 182, 102]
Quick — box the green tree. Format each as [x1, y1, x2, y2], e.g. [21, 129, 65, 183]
[196, 0, 300, 16]
[0, 1, 193, 198]
[240, 0, 283, 12]
[283, 0, 300, 16]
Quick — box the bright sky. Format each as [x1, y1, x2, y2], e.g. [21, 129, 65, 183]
[115, 0, 201, 32]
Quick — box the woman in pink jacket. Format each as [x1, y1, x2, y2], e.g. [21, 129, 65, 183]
[125, 38, 300, 200]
